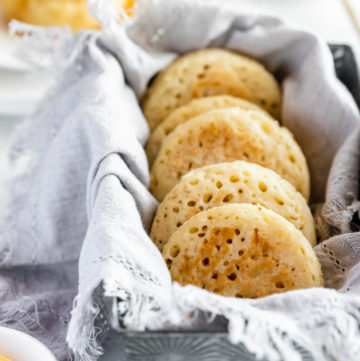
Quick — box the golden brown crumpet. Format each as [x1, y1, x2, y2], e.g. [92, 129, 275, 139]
[150, 108, 310, 201]
[0, 0, 135, 32]
[142, 48, 282, 131]
[151, 161, 315, 251]
[146, 95, 272, 167]
[163, 204, 323, 298]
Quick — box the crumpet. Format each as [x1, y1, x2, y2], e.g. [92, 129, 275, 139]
[151, 161, 315, 251]
[150, 108, 310, 201]
[142, 49, 282, 130]
[146, 95, 271, 166]
[163, 204, 323, 298]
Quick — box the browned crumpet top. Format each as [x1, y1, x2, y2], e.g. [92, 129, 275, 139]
[163, 204, 323, 298]
[146, 95, 272, 167]
[151, 161, 315, 252]
[142, 48, 282, 131]
[150, 108, 310, 201]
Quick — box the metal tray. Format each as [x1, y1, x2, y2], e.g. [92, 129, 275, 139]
[99, 44, 359, 361]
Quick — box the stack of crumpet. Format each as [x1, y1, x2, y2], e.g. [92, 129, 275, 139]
[141, 48, 323, 299]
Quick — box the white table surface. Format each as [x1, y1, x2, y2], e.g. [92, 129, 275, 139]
[0, 1, 359, 359]
[235, 0, 360, 59]
[1, 0, 359, 122]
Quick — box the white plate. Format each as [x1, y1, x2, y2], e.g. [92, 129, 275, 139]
[0, 24, 52, 118]
[0, 327, 57, 361]
[0, 67, 52, 117]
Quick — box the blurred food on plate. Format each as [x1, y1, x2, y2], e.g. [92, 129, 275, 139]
[0, 0, 135, 32]
[0, 355, 11, 361]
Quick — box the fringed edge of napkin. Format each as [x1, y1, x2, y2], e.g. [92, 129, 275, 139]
[66, 274, 360, 361]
